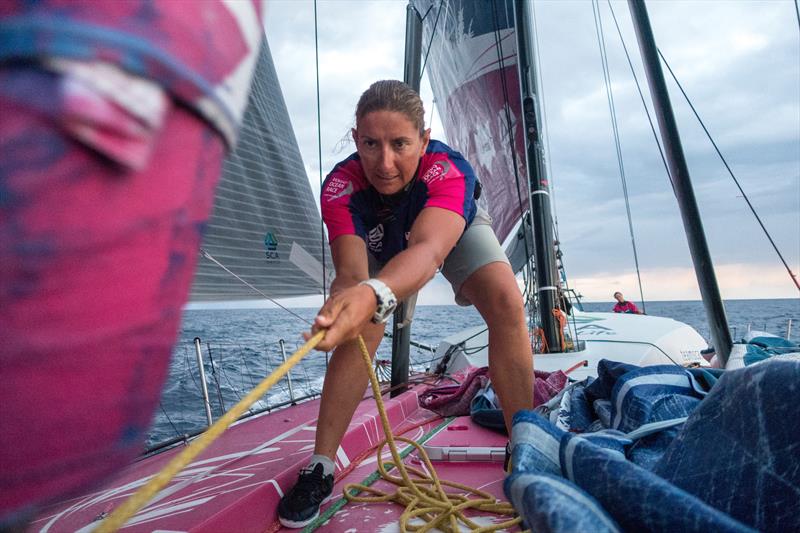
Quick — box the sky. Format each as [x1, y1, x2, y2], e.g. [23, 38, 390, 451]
[262, 0, 800, 306]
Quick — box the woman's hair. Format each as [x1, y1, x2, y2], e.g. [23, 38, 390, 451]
[355, 80, 425, 134]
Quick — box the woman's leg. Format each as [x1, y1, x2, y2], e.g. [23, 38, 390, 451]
[458, 262, 534, 434]
[312, 320, 386, 459]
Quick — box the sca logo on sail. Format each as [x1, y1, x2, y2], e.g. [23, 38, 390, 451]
[264, 232, 279, 261]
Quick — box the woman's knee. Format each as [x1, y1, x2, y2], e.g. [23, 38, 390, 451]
[464, 266, 524, 317]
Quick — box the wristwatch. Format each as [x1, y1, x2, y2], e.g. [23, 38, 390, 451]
[359, 278, 398, 324]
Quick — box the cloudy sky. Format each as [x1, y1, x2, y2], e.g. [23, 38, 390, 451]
[263, 0, 799, 304]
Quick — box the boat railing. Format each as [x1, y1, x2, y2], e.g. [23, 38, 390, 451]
[728, 317, 796, 343]
[146, 336, 328, 452]
[146, 334, 439, 454]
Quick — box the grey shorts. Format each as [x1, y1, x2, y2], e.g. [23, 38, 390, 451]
[368, 208, 509, 306]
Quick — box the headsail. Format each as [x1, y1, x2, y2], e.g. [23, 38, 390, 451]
[190, 37, 332, 302]
[413, 0, 528, 245]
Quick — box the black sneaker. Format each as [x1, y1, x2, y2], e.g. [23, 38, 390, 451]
[277, 463, 334, 528]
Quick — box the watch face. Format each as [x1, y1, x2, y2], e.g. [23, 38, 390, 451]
[374, 289, 396, 323]
[379, 299, 397, 322]
[361, 279, 397, 324]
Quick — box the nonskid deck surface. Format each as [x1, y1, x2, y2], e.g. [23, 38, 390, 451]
[33, 381, 517, 532]
[288, 416, 515, 533]
[317, 460, 511, 533]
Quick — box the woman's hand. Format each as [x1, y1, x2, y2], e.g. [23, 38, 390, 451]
[303, 283, 378, 351]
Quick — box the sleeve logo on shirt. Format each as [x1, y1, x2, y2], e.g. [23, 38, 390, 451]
[368, 224, 384, 253]
[323, 177, 353, 202]
[420, 160, 451, 184]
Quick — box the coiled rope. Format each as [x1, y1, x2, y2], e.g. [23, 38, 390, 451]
[95, 331, 326, 533]
[97, 329, 521, 532]
[343, 336, 522, 533]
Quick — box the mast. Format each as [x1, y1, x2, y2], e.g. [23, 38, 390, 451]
[513, 0, 563, 352]
[390, 3, 423, 396]
[628, 0, 733, 365]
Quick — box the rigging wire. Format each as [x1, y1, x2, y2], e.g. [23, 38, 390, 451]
[419, 0, 445, 80]
[159, 402, 183, 441]
[491, 0, 535, 308]
[795, 0, 800, 33]
[199, 249, 312, 325]
[607, 0, 800, 290]
[313, 0, 328, 308]
[657, 49, 800, 292]
[608, 0, 798, 293]
[605, 1, 673, 191]
[418, 3, 434, 21]
[219, 357, 248, 408]
[205, 342, 227, 412]
[531, 0, 578, 321]
[183, 347, 205, 401]
[529, 0, 560, 243]
[591, 0, 647, 312]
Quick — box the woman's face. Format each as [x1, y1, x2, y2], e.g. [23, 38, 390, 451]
[353, 110, 430, 195]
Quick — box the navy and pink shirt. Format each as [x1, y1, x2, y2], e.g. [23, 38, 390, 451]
[321, 140, 479, 264]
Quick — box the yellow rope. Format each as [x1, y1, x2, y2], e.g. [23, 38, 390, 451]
[95, 330, 326, 533]
[345, 335, 524, 533]
[96, 328, 522, 532]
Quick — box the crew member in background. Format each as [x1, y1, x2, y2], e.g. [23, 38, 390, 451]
[613, 291, 643, 314]
[0, 1, 264, 528]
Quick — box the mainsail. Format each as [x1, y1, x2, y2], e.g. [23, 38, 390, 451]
[190, 37, 331, 302]
[414, 0, 528, 246]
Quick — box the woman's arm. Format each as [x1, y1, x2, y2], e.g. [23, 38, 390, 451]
[306, 207, 465, 351]
[376, 206, 465, 300]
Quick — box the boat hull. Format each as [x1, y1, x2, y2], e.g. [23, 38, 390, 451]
[435, 311, 709, 380]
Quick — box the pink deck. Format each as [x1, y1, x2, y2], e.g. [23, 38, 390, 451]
[31, 382, 519, 532]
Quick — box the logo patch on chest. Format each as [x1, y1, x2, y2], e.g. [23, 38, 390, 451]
[323, 178, 353, 202]
[368, 224, 384, 253]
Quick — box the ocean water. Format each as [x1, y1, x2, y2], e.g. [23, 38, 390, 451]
[148, 298, 798, 447]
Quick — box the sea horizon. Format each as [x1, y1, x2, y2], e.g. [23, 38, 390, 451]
[185, 296, 799, 311]
[152, 298, 797, 445]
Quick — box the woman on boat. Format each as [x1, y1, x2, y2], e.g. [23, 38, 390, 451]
[612, 291, 643, 314]
[277, 80, 534, 528]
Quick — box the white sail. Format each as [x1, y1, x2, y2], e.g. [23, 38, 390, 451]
[190, 37, 332, 302]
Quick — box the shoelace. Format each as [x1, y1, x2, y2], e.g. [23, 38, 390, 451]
[292, 467, 328, 499]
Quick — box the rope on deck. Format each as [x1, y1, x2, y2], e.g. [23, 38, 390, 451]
[94, 331, 326, 533]
[294, 416, 453, 533]
[339, 335, 523, 533]
[96, 328, 523, 532]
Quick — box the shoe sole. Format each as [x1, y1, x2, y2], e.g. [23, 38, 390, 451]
[277, 493, 333, 529]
